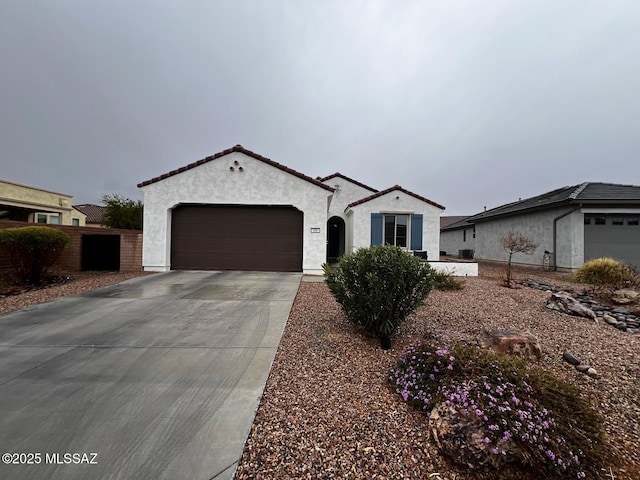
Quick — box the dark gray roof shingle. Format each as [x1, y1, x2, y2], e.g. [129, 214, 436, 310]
[467, 182, 640, 222]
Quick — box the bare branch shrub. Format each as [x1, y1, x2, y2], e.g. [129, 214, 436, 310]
[499, 231, 539, 286]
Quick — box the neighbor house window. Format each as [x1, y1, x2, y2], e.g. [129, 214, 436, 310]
[36, 214, 47, 223]
[595, 217, 606, 225]
[473, 227, 476, 239]
[612, 217, 624, 225]
[584, 216, 591, 225]
[72, 218, 80, 226]
[384, 214, 408, 248]
[628, 217, 639, 226]
[48, 215, 60, 225]
[463, 229, 467, 242]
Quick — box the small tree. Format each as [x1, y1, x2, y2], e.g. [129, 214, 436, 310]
[102, 194, 143, 230]
[499, 231, 539, 286]
[324, 245, 436, 349]
[0, 226, 70, 285]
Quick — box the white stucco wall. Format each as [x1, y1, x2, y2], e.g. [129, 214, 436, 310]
[322, 177, 376, 220]
[347, 190, 443, 259]
[322, 176, 377, 258]
[440, 228, 476, 256]
[474, 207, 583, 270]
[430, 261, 479, 277]
[140, 151, 333, 274]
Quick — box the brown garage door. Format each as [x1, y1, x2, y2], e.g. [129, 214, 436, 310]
[171, 204, 303, 271]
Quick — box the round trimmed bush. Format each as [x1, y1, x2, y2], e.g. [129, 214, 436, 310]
[323, 245, 435, 349]
[0, 226, 71, 285]
[572, 257, 636, 291]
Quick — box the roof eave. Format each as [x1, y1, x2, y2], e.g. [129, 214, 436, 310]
[137, 145, 335, 193]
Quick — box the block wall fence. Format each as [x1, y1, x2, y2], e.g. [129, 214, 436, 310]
[0, 220, 142, 273]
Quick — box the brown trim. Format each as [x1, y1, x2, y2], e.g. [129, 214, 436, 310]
[318, 172, 378, 193]
[137, 145, 334, 192]
[348, 185, 445, 210]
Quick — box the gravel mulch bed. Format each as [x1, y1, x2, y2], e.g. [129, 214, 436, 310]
[0, 271, 152, 315]
[235, 264, 640, 480]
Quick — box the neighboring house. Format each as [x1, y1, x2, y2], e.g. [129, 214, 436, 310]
[440, 216, 470, 230]
[461, 182, 640, 270]
[138, 145, 445, 274]
[0, 179, 86, 226]
[73, 204, 108, 227]
[440, 216, 475, 258]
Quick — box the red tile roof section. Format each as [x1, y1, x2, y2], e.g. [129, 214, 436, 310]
[347, 185, 445, 210]
[137, 145, 335, 192]
[318, 172, 378, 193]
[73, 204, 107, 224]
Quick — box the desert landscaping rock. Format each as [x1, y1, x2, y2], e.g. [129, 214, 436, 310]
[546, 291, 597, 321]
[428, 403, 521, 470]
[562, 350, 581, 365]
[612, 289, 640, 305]
[235, 264, 640, 480]
[481, 330, 541, 362]
[0, 271, 151, 315]
[2, 266, 637, 479]
[522, 279, 640, 335]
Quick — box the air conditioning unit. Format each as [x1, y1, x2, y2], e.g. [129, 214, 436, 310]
[458, 249, 474, 259]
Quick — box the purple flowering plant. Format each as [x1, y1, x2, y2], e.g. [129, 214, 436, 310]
[387, 340, 605, 479]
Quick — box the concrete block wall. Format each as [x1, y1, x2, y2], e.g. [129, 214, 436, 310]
[0, 220, 142, 273]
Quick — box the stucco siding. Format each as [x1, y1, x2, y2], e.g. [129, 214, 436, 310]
[474, 207, 582, 269]
[556, 209, 584, 269]
[440, 228, 476, 256]
[0, 180, 84, 225]
[322, 178, 375, 220]
[140, 152, 332, 274]
[349, 191, 442, 258]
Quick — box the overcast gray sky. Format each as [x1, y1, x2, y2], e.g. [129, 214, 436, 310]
[1, 1, 639, 216]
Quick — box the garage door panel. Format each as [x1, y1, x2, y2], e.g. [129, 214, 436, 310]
[584, 216, 640, 266]
[171, 205, 303, 271]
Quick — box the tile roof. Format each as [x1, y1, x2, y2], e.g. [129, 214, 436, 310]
[137, 145, 335, 192]
[347, 185, 445, 210]
[468, 182, 640, 222]
[73, 204, 106, 224]
[440, 216, 472, 230]
[317, 173, 378, 193]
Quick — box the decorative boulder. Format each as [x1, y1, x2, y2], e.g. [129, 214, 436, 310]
[611, 289, 639, 305]
[429, 403, 521, 469]
[481, 330, 542, 362]
[546, 292, 597, 321]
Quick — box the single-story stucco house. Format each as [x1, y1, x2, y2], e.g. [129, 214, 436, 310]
[137, 145, 445, 274]
[445, 182, 640, 270]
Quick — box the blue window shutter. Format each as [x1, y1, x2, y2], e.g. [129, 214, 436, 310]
[370, 213, 383, 246]
[410, 214, 423, 250]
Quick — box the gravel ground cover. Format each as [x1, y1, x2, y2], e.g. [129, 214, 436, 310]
[0, 271, 151, 315]
[235, 264, 640, 480]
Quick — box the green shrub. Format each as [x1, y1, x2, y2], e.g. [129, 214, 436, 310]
[323, 245, 435, 349]
[432, 269, 465, 291]
[572, 257, 636, 291]
[0, 226, 71, 285]
[388, 340, 606, 479]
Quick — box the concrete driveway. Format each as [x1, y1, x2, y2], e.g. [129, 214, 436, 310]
[0, 271, 301, 480]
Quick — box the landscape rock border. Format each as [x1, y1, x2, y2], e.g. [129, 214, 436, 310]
[518, 279, 640, 334]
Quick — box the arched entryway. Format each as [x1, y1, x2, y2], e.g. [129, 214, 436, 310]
[327, 216, 345, 261]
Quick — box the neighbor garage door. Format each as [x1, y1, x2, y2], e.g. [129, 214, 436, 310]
[171, 204, 303, 271]
[584, 214, 640, 267]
